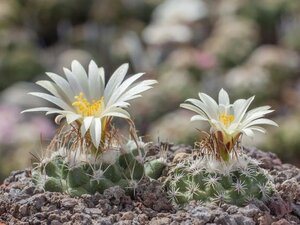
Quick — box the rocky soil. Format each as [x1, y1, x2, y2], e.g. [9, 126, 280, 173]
[0, 146, 300, 225]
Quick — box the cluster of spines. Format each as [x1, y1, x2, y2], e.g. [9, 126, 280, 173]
[32, 143, 166, 197]
[165, 155, 274, 207]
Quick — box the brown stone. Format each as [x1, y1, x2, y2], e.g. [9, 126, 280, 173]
[271, 218, 291, 225]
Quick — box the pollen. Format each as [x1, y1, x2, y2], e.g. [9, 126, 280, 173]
[219, 113, 234, 127]
[72, 92, 104, 117]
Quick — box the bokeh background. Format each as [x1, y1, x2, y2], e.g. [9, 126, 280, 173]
[0, 0, 300, 182]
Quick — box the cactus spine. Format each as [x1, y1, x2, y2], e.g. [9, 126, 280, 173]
[32, 140, 166, 197]
[165, 152, 274, 207]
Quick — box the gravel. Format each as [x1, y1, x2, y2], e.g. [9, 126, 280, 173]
[1, 146, 300, 224]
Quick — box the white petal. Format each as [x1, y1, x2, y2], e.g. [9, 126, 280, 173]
[117, 80, 157, 103]
[29, 92, 73, 111]
[218, 89, 230, 105]
[88, 60, 103, 99]
[65, 113, 81, 124]
[101, 107, 130, 119]
[90, 118, 102, 147]
[45, 110, 70, 115]
[247, 109, 274, 119]
[244, 118, 278, 128]
[106, 72, 145, 107]
[210, 120, 224, 131]
[233, 99, 246, 109]
[241, 110, 274, 127]
[184, 98, 211, 119]
[36, 80, 60, 97]
[198, 92, 218, 119]
[80, 116, 94, 136]
[233, 96, 255, 125]
[36, 80, 72, 104]
[247, 126, 267, 133]
[218, 104, 226, 114]
[46, 72, 74, 102]
[63, 67, 83, 95]
[180, 103, 208, 118]
[55, 115, 65, 124]
[21, 107, 60, 114]
[106, 101, 130, 109]
[99, 67, 105, 92]
[104, 63, 129, 101]
[191, 115, 208, 122]
[243, 128, 255, 137]
[246, 106, 271, 116]
[71, 60, 90, 99]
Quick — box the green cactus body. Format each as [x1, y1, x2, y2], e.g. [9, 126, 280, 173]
[44, 177, 67, 192]
[165, 154, 274, 207]
[32, 141, 166, 197]
[145, 158, 166, 180]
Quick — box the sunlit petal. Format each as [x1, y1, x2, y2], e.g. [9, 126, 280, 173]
[90, 118, 102, 148]
[80, 116, 94, 137]
[218, 88, 230, 105]
[104, 63, 129, 102]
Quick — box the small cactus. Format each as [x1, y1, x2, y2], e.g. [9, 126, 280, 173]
[32, 140, 166, 197]
[165, 152, 274, 207]
[23, 60, 165, 197]
[168, 89, 278, 207]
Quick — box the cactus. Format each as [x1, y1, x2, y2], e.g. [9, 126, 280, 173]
[173, 89, 277, 207]
[23, 60, 164, 197]
[164, 152, 274, 207]
[32, 140, 166, 197]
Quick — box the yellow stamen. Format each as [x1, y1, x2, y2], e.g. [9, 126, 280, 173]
[219, 113, 234, 127]
[72, 92, 104, 117]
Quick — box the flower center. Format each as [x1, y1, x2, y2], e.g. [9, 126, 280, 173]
[219, 113, 234, 127]
[72, 92, 104, 117]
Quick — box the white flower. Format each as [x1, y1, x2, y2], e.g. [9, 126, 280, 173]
[180, 89, 277, 160]
[22, 60, 157, 148]
[180, 88, 278, 138]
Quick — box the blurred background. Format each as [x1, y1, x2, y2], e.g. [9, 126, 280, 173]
[0, 0, 300, 182]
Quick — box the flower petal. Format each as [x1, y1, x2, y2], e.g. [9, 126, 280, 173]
[55, 115, 65, 124]
[247, 126, 267, 133]
[71, 60, 90, 99]
[218, 89, 230, 105]
[184, 98, 211, 119]
[198, 92, 218, 119]
[243, 118, 278, 128]
[105, 102, 130, 109]
[29, 92, 73, 111]
[65, 113, 81, 124]
[99, 67, 105, 90]
[191, 115, 208, 122]
[104, 63, 129, 101]
[243, 128, 255, 137]
[21, 107, 60, 114]
[180, 103, 209, 119]
[117, 79, 157, 102]
[101, 107, 130, 119]
[106, 72, 145, 107]
[45, 72, 74, 102]
[233, 96, 255, 125]
[241, 109, 274, 127]
[80, 116, 94, 137]
[64, 67, 87, 96]
[36, 80, 72, 105]
[246, 106, 271, 116]
[90, 118, 102, 147]
[88, 60, 104, 99]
